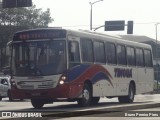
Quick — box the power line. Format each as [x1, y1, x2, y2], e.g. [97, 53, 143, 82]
[50, 22, 160, 29]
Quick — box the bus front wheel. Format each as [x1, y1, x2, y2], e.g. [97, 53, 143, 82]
[91, 97, 100, 105]
[77, 83, 91, 107]
[31, 98, 44, 109]
[118, 83, 135, 103]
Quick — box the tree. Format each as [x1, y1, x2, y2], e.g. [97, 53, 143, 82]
[0, 4, 54, 42]
[0, 3, 54, 69]
[0, 4, 54, 27]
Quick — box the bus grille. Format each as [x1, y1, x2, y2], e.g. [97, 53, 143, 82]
[19, 85, 34, 89]
[19, 85, 53, 89]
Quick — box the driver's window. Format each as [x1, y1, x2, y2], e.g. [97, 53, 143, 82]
[38, 43, 48, 65]
[1, 79, 8, 86]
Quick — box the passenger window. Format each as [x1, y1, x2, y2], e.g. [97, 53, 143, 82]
[105, 42, 116, 64]
[127, 47, 136, 66]
[81, 38, 94, 63]
[94, 41, 105, 63]
[117, 45, 127, 65]
[136, 48, 144, 67]
[144, 49, 153, 67]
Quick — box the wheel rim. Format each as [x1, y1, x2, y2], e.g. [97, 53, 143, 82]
[83, 89, 90, 101]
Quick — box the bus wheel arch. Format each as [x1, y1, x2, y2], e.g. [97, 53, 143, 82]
[118, 81, 136, 103]
[77, 80, 92, 107]
[130, 80, 136, 95]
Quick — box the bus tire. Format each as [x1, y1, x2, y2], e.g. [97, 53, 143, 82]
[31, 98, 44, 109]
[0, 97, 2, 101]
[91, 97, 100, 105]
[118, 83, 135, 103]
[77, 83, 91, 107]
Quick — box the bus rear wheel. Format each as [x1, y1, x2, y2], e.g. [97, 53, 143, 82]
[31, 98, 44, 109]
[77, 83, 91, 107]
[118, 83, 135, 103]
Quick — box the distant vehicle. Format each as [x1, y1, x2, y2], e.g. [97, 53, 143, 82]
[0, 76, 12, 101]
[9, 28, 154, 108]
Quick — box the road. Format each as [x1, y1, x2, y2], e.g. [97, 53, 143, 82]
[59, 105, 160, 120]
[0, 94, 160, 119]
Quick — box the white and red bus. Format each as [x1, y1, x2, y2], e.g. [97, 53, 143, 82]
[9, 28, 154, 108]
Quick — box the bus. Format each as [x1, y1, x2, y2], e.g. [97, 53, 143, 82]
[9, 28, 154, 108]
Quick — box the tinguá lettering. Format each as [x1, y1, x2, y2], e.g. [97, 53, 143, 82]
[114, 68, 132, 78]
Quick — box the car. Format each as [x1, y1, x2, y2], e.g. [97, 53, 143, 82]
[0, 76, 11, 101]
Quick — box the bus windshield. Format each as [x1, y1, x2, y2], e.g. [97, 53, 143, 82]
[11, 40, 66, 76]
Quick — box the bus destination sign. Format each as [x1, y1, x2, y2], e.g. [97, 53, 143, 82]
[14, 30, 66, 41]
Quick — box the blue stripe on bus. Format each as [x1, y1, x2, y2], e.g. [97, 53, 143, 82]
[68, 64, 113, 86]
[91, 72, 109, 84]
[68, 64, 90, 81]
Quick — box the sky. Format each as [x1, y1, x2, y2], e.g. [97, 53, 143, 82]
[33, 0, 160, 39]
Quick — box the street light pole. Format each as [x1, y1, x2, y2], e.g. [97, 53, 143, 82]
[89, 0, 103, 30]
[155, 23, 160, 91]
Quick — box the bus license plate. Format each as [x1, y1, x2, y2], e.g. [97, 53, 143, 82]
[32, 93, 40, 96]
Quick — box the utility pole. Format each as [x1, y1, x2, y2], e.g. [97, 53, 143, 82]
[89, 0, 103, 30]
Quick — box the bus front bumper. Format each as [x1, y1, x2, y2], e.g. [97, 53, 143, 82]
[10, 83, 83, 100]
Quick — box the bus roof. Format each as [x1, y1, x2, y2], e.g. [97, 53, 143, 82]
[66, 29, 152, 49]
[14, 28, 152, 49]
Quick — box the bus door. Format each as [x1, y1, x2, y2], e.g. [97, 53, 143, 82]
[67, 36, 81, 98]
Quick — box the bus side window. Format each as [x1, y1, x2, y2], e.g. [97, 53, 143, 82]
[105, 42, 116, 64]
[68, 41, 80, 63]
[80, 38, 94, 63]
[117, 44, 127, 65]
[93, 41, 105, 63]
[144, 49, 153, 67]
[127, 46, 136, 66]
[136, 48, 145, 67]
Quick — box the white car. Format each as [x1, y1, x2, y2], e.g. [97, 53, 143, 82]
[0, 76, 12, 101]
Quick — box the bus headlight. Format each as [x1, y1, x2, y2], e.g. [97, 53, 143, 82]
[59, 75, 67, 85]
[59, 80, 64, 85]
